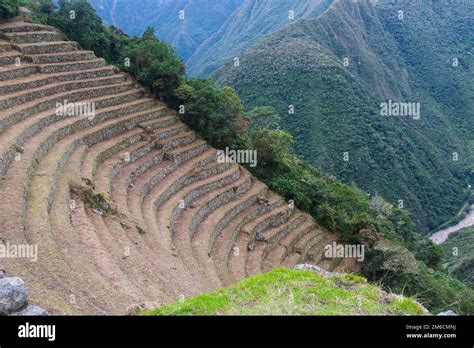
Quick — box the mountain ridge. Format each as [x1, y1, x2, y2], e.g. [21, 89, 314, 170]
[212, 0, 472, 231]
[89, 0, 338, 76]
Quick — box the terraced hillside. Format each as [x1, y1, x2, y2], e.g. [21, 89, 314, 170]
[0, 20, 338, 315]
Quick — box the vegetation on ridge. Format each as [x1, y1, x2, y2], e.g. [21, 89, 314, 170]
[442, 227, 474, 288]
[143, 268, 426, 316]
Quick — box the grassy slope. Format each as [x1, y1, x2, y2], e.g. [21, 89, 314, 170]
[442, 227, 474, 287]
[144, 269, 426, 315]
[213, 0, 472, 232]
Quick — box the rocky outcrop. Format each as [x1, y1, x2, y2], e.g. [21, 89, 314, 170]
[0, 274, 47, 316]
[294, 263, 337, 278]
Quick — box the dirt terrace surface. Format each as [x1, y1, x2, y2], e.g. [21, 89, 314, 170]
[0, 20, 340, 314]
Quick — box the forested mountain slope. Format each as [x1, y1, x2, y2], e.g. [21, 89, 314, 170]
[186, 0, 335, 76]
[213, 0, 473, 232]
[89, 0, 336, 76]
[90, 0, 243, 64]
[442, 227, 474, 288]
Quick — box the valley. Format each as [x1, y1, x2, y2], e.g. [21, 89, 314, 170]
[431, 205, 474, 245]
[211, 0, 473, 232]
[90, 0, 337, 76]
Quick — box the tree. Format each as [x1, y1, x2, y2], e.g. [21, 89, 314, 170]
[121, 36, 185, 103]
[174, 80, 246, 149]
[249, 129, 293, 168]
[369, 195, 394, 220]
[245, 106, 281, 131]
[0, 0, 19, 19]
[142, 26, 155, 40]
[45, 0, 115, 60]
[37, 0, 55, 15]
[222, 86, 245, 119]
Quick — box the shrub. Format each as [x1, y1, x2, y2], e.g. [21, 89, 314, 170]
[175, 79, 244, 149]
[0, 0, 20, 19]
[361, 241, 474, 314]
[120, 29, 184, 103]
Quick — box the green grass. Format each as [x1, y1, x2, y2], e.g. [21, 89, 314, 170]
[143, 269, 426, 316]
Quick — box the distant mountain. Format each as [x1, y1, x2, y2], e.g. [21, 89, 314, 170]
[89, 0, 335, 76]
[186, 0, 335, 76]
[213, 0, 473, 231]
[90, 0, 243, 66]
